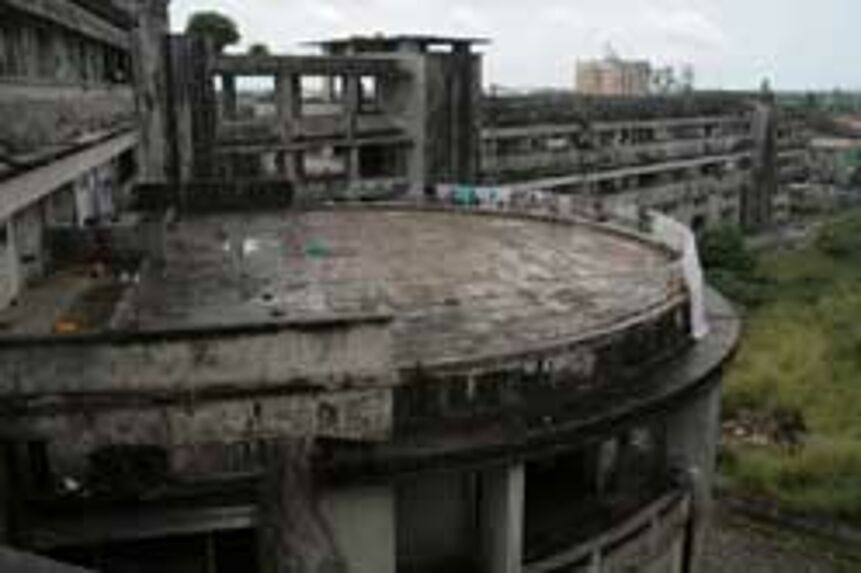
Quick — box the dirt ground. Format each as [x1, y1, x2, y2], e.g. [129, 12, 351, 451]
[702, 508, 859, 573]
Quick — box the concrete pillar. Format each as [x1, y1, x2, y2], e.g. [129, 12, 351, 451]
[344, 74, 360, 139]
[664, 380, 721, 573]
[0, 218, 20, 310]
[349, 147, 361, 182]
[276, 73, 303, 184]
[276, 73, 301, 127]
[222, 74, 238, 120]
[131, 0, 171, 183]
[479, 464, 524, 573]
[320, 486, 396, 573]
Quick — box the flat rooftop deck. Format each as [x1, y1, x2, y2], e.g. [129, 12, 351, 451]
[0, 207, 682, 366]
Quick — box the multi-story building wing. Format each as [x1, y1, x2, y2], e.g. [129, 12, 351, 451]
[0, 0, 139, 311]
[480, 93, 793, 233]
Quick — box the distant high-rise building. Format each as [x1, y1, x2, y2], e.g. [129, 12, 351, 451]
[576, 54, 652, 96]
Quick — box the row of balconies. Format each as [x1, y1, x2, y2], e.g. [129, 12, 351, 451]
[482, 135, 753, 175]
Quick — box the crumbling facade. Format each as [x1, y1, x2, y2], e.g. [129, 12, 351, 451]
[164, 34, 483, 200]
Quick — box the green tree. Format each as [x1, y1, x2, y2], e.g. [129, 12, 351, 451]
[248, 43, 270, 57]
[699, 225, 756, 275]
[185, 11, 240, 52]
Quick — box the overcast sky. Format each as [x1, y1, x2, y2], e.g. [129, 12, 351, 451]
[169, 0, 854, 91]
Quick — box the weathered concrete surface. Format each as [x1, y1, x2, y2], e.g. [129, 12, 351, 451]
[0, 85, 134, 158]
[0, 132, 137, 222]
[128, 207, 681, 366]
[0, 319, 392, 394]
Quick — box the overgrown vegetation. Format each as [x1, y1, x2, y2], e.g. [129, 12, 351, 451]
[708, 212, 861, 522]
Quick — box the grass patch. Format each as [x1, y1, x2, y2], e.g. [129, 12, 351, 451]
[715, 210, 861, 519]
[723, 439, 861, 522]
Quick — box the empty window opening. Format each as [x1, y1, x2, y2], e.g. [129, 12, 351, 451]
[360, 75, 380, 112]
[235, 75, 276, 119]
[301, 75, 344, 116]
[359, 145, 403, 179]
[303, 147, 347, 178]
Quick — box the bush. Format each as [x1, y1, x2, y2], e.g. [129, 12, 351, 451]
[699, 225, 756, 276]
[816, 213, 861, 260]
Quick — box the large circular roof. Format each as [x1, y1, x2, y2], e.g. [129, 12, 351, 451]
[135, 207, 681, 366]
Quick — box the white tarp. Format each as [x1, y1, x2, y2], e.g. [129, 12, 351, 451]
[649, 212, 710, 340]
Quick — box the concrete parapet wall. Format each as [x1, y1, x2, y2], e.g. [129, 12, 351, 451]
[0, 84, 134, 156]
[0, 317, 395, 478]
[0, 318, 393, 396]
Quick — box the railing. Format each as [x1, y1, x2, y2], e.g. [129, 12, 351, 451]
[524, 490, 691, 573]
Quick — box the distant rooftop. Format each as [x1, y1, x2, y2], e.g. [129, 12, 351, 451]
[306, 35, 490, 53]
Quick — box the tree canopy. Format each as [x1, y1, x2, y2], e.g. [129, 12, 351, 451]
[248, 43, 271, 57]
[185, 11, 240, 52]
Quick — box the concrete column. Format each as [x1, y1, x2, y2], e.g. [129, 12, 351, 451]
[349, 147, 361, 182]
[320, 486, 396, 573]
[275, 74, 303, 183]
[276, 73, 301, 127]
[664, 380, 721, 573]
[479, 463, 525, 573]
[0, 218, 20, 310]
[131, 0, 170, 183]
[344, 74, 360, 139]
[222, 74, 238, 120]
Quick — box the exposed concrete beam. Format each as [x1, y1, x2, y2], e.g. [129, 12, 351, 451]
[0, 131, 137, 222]
[504, 151, 752, 192]
[4, 0, 130, 51]
[213, 55, 408, 78]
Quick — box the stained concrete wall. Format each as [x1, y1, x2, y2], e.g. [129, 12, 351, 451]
[396, 471, 477, 572]
[423, 51, 482, 184]
[0, 85, 135, 157]
[0, 319, 395, 479]
[0, 320, 393, 394]
[321, 486, 396, 573]
[25, 387, 392, 479]
[664, 379, 722, 573]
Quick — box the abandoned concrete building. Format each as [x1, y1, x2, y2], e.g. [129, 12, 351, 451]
[0, 1, 755, 572]
[171, 33, 808, 235]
